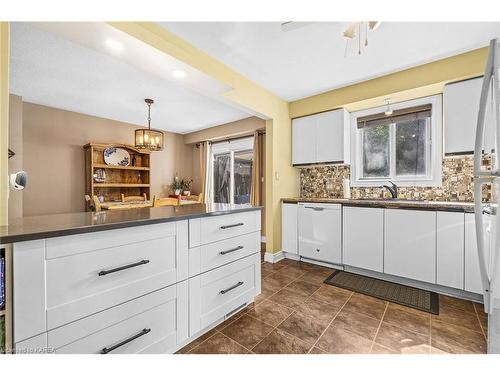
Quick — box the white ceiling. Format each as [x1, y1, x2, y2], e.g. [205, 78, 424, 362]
[9, 22, 251, 134]
[160, 22, 500, 101]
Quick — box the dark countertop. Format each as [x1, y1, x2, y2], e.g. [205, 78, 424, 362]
[281, 197, 475, 213]
[0, 204, 262, 244]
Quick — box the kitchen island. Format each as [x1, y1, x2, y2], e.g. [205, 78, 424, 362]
[0, 204, 262, 354]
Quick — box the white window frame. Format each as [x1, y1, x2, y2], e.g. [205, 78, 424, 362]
[350, 95, 443, 187]
[209, 137, 254, 204]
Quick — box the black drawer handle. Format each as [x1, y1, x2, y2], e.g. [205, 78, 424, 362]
[100, 328, 151, 354]
[220, 246, 244, 255]
[98, 259, 150, 276]
[220, 222, 244, 229]
[305, 206, 325, 211]
[220, 281, 244, 295]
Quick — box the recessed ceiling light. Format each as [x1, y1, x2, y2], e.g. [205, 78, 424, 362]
[104, 39, 124, 52]
[172, 69, 187, 79]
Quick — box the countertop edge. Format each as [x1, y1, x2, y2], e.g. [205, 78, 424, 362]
[281, 198, 474, 213]
[0, 206, 262, 245]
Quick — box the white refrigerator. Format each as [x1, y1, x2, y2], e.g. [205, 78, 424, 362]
[474, 39, 500, 354]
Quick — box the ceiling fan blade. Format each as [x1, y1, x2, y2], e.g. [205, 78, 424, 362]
[280, 22, 315, 32]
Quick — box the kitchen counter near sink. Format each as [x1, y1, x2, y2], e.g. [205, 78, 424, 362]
[281, 197, 475, 213]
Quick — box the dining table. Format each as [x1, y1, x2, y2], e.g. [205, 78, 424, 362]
[99, 199, 200, 210]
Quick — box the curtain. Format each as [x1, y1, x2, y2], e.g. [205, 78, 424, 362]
[250, 131, 264, 206]
[198, 141, 211, 204]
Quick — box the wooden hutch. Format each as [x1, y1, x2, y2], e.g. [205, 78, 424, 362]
[84, 143, 151, 209]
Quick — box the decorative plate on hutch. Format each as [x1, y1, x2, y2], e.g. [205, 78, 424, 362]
[104, 147, 130, 166]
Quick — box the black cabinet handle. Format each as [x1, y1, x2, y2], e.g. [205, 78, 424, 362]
[220, 281, 244, 295]
[220, 222, 244, 229]
[220, 246, 244, 255]
[100, 328, 151, 354]
[98, 259, 150, 276]
[305, 206, 325, 211]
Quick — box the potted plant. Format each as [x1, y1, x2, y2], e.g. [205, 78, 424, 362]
[182, 179, 193, 196]
[171, 176, 183, 196]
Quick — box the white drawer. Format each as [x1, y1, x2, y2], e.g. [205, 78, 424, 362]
[44, 222, 187, 331]
[189, 210, 261, 247]
[189, 253, 260, 335]
[48, 282, 188, 354]
[189, 231, 260, 276]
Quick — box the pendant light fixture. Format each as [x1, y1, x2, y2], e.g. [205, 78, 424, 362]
[135, 98, 164, 151]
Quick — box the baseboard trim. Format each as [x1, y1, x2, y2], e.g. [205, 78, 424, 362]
[264, 251, 284, 263]
[282, 251, 300, 261]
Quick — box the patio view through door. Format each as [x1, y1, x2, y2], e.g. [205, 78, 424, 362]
[211, 137, 253, 204]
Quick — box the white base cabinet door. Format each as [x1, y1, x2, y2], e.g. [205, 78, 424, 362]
[384, 209, 436, 284]
[465, 213, 491, 294]
[282, 203, 298, 255]
[298, 203, 342, 264]
[436, 212, 465, 289]
[343, 207, 384, 272]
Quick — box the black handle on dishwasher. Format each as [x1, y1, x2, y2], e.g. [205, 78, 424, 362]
[100, 328, 151, 354]
[220, 245, 244, 255]
[220, 281, 244, 295]
[304, 206, 325, 211]
[220, 222, 244, 229]
[98, 259, 150, 276]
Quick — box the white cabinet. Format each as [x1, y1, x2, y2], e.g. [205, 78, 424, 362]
[189, 253, 260, 335]
[384, 209, 436, 284]
[292, 116, 316, 165]
[292, 109, 349, 165]
[298, 203, 342, 264]
[343, 206, 384, 273]
[12, 210, 262, 354]
[315, 110, 348, 163]
[444, 78, 482, 155]
[281, 203, 298, 255]
[465, 213, 492, 294]
[436, 212, 465, 289]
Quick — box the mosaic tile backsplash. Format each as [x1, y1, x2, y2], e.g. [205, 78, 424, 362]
[300, 155, 490, 202]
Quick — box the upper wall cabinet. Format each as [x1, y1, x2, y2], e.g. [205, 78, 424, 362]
[292, 109, 349, 166]
[443, 77, 483, 155]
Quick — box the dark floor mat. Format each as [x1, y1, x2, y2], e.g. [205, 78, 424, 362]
[324, 270, 439, 315]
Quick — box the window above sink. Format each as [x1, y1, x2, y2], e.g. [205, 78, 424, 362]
[350, 95, 443, 187]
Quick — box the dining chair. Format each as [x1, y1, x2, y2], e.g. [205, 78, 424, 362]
[121, 193, 147, 202]
[91, 195, 102, 212]
[152, 195, 179, 207]
[84, 194, 93, 210]
[186, 194, 202, 203]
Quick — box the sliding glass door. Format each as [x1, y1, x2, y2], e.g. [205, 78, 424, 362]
[213, 153, 231, 203]
[210, 137, 253, 204]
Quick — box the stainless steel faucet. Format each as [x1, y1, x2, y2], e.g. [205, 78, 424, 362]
[382, 181, 398, 198]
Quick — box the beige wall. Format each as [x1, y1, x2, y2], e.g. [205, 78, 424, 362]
[22, 101, 193, 216]
[8, 94, 23, 221]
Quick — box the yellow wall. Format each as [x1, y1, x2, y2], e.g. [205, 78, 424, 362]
[109, 22, 299, 253]
[0, 23, 9, 226]
[290, 47, 488, 118]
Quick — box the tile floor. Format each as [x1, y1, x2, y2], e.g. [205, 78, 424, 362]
[177, 246, 488, 354]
